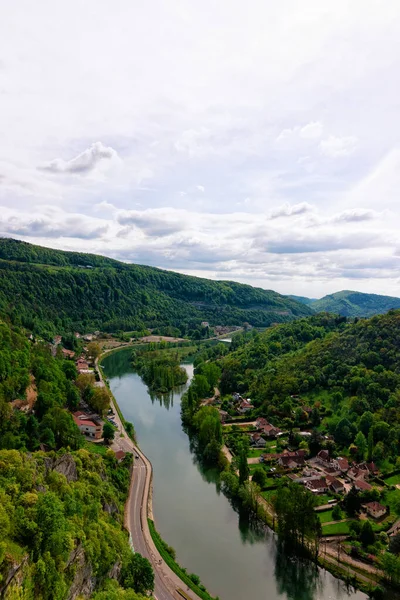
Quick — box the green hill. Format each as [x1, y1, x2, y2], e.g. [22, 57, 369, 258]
[311, 290, 400, 317]
[214, 310, 400, 465]
[0, 238, 312, 338]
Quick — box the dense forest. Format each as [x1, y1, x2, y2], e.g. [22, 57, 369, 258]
[0, 320, 153, 599]
[0, 238, 312, 338]
[291, 289, 400, 317]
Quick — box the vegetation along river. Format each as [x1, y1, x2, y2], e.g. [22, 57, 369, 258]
[103, 348, 367, 600]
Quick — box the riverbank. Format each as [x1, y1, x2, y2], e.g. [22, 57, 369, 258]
[98, 346, 211, 600]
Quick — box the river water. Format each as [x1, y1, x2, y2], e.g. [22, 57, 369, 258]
[103, 349, 367, 600]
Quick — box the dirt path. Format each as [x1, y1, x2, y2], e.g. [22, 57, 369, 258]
[247, 456, 261, 464]
[26, 375, 37, 409]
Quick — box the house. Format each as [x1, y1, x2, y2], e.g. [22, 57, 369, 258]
[278, 455, 305, 469]
[354, 479, 372, 492]
[114, 450, 126, 463]
[366, 462, 379, 476]
[250, 433, 267, 447]
[262, 423, 281, 438]
[348, 466, 367, 481]
[305, 477, 328, 494]
[73, 415, 102, 439]
[316, 449, 331, 468]
[201, 321, 209, 328]
[76, 358, 89, 369]
[83, 334, 95, 342]
[363, 501, 387, 520]
[53, 335, 62, 345]
[256, 417, 269, 430]
[62, 348, 75, 359]
[326, 475, 345, 494]
[237, 399, 254, 414]
[337, 458, 349, 473]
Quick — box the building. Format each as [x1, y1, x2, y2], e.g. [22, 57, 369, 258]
[256, 417, 269, 430]
[62, 348, 75, 359]
[326, 475, 345, 494]
[250, 433, 267, 447]
[115, 450, 126, 463]
[53, 335, 62, 345]
[363, 501, 387, 520]
[337, 457, 349, 473]
[305, 477, 328, 494]
[354, 479, 372, 492]
[73, 415, 102, 439]
[237, 399, 254, 414]
[262, 423, 281, 438]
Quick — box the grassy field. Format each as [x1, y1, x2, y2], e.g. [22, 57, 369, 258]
[83, 440, 108, 455]
[322, 521, 351, 535]
[318, 509, 335, 523]
[384, 473, 400, 486]
[381, 488, 400, 512]
[248, 448, 266, 458]
[261, 489, 278, 503]
[314, 493, 335, 507]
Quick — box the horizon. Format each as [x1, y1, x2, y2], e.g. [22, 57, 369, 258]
[1, 1, 400, 297]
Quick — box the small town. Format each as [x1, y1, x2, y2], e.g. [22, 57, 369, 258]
[217, 391, 400, 565]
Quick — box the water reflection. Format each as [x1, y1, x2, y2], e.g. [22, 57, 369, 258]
[103, 349, 368, 600]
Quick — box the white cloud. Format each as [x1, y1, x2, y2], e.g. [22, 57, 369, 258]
[40, 142, 119, 175]
[1, 1, 400, 296]
[319, 135, 358, 157]
[299, 121, 323, 139]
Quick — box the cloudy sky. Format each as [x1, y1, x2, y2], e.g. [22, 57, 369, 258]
[1, 0, 400, 298]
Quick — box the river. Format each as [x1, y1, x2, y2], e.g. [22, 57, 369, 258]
[102, 348, 367, 600]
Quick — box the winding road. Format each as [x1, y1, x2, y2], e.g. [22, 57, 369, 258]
[96, 354, 202, 600]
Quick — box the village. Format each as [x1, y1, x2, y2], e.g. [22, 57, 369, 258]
[219, 392, 400, 546]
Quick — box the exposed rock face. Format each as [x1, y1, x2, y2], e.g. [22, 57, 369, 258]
[1, 556, 28, 598]
[66, 545, 96, 600]
[44, 454, 78, 482]
[103, 501, 118, 515]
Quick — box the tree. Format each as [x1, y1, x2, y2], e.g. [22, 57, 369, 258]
[87, 342, 102, 360]
[252, 467, 267, 489]
[360, 520, 375, 547]
[342, 486, 361, 516]
[102, 422, 115, 444]
[367, 427, 374, 462]
[354, 431, 367, 461]
[273, 483, 321, 556]
[389, 533, 400, 555]
[62, 360, 77, 380]
[89, 387, 110, 416]
[121, 553, 154, 594]
[238, 447, 250, 485]
[331, 505, 342, 521]
[359, 411, 374, 436]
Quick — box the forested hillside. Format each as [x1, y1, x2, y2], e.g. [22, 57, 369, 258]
[0, 238, 312, 338]
[215, 310, 400, 467]
[290, 289, 400, 317]
[0, 320, 151, 599]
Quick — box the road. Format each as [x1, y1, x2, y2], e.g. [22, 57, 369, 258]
[96, 354, 202, 600]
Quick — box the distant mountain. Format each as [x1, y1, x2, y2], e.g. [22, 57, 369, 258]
[287, 295, 317, 306]
[297, 290, 400, 317]
[0, 238, 313, 337]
